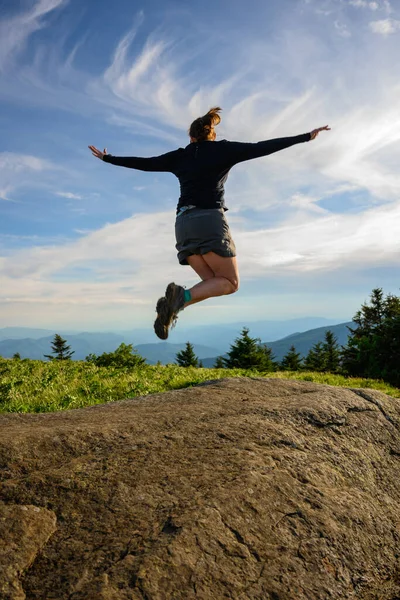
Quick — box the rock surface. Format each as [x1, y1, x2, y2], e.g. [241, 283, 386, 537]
[0, 377, 399, 600]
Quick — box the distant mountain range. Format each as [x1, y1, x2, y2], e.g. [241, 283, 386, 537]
[201, 321, 354, 368]
[0, 316, 346, 352]
[267, 322, 353, 360]
[0, 318, 352, 364]
[0, 333, 218, 364]
[156, 317, 347, 351]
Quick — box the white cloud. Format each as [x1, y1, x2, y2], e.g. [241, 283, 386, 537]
[383, 1, 393, 14]
[0, 152, 56, 199]
[0, 0, 68, 72]
[0, 210, 179, 287]
[236, 200, 400, 274]
[73, 228, 93, 235]
[1, 6, 400, 326]
[0, 152, 52, 172]
[56, 191, 83, 199]
[87, 22, 244, 135]
[0, 197, 398, 328]
[349, 0, 391, 11]
[369, 18, 400, 34]
[349, 0, 378, 9]
[0, 185, 15, 202]
[288, 193, 328, 214]
[334, 21, 351, 37]
[0, 210, 184, 326]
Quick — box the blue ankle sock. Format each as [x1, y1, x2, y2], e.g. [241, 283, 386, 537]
[184, 289, 192, 303]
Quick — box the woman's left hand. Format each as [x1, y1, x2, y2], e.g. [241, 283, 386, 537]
[310, 126, 331, 140]
[88, 145, 108, 160]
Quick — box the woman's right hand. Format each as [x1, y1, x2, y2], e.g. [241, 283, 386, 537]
[88, 145, 108, 160]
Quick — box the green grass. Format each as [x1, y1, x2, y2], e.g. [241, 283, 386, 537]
[0, 358, 398, 414]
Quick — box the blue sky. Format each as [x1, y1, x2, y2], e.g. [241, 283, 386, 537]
[0, 0, 399, 332]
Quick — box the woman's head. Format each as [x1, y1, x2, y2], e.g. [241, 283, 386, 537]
[189, 107, 222, 142]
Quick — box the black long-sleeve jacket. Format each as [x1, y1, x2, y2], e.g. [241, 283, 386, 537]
[103, 133, 311, 213]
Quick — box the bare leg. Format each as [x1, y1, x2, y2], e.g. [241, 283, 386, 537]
[153, 253, 239, 339]
[185, 253, 239, 307]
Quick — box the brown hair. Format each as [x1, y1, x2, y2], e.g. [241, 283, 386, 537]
[188, 107, 222, 142]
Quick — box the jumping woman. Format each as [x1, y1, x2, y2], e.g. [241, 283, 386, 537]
[89, 108, 330, 340]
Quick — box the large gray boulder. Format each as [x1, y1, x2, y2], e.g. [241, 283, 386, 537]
[0, 378, 399, 599]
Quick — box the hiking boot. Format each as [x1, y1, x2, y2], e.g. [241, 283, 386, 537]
[153, 283, 185, 340]
[154, 297, 169, 340]
[165, 282, 185, 319]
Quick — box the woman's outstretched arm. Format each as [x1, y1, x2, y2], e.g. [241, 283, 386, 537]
[224, 125, 330, 165]
[88, 145, 181, 172]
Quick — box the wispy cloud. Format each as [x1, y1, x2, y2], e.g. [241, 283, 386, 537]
[0, 197, 398, 326]
[56, 191, 83, 200]
[349, 0, 379, 10]
[1, 3, 400, 327]
[0, 0, 68, 72]
[369, 18, 400, 34]
[347, 0, 392, 11]
[0, 152, 57, 200]
[0, 152, 52, 172]
[236, 200, 400, 274]
[334, 20, 351, 37]
[0, 185, 15, 202]
[288, 193, 329, 214]
[2, 8, 400, 209]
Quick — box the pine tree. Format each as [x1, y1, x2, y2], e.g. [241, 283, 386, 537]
[304, 341, 325, 372]
[44, 334, 74, 361]
[281, 345, 303, 371]
[86, 343, 145, 368]
[214, 356, 225, 368]
[322, 330, 341, 373]
[342, 288, 386, 376]
[375, 315, 400, 387]
[176, 342, 199, 367]
[342, 288, 400, 383]
[223, 328, 275, 371]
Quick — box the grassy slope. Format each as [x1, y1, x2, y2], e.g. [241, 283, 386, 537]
[0, 359, 398, 414]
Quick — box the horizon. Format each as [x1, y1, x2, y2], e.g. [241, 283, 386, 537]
[1, 0, 399, 334]
[0, 316, 353, 362]
[0, 314, 351, 334]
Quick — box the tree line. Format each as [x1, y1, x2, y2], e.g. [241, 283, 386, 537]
[12, 288, 400, 387]
[210, 288, 400, 387]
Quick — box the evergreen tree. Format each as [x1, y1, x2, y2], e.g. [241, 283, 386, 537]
[44, 334, 74, 361]
[176, 342, 199, 367]
[261, 344, 278, 371]
[13, 352, 21, 360]
[214, 356, 225, 368]
[342, 288, 400, 384]
[86, 343, 145, 368]
[375, 315, 400, 387]
[223, 328, 275, 371]
[322, 330, 341, 373]
[280, 345, 303, 371]
[304, 341, 326, 372]
[342, 288, 386, 377]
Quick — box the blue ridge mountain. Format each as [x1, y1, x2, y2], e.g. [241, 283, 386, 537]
[201, 321, 354, 367]
[0, 319, 351, 363]
[0, 335, 220, 364]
